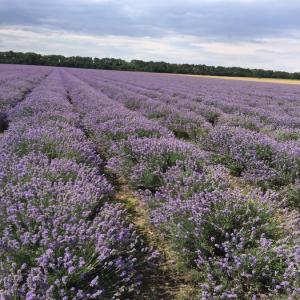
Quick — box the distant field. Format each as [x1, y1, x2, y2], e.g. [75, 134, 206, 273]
[184, 73, 300, 85]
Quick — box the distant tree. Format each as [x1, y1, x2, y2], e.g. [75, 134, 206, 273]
[0, 51, 298, 80]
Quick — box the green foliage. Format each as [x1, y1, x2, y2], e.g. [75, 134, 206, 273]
[277, 131, 300, 141]
[123, 100, 141, 110]
[169, 197, 282, 266]
[173, 128, 190, 139]
[255, 144, 274, 162]
[205, 111, 220, 125]
[163, 192, 298, 298]
[120, 144, 188, 190]
[280, 183, 300, 210]
[211, 154, 245, 176]
[242, 121, 260, 131]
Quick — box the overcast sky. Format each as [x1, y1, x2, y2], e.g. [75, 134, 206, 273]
[1, 0, 300, 71]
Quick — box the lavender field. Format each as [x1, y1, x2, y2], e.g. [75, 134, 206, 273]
[0, 64, 299, 299]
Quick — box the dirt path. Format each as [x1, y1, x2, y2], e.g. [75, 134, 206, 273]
[115, 179, 195, 300]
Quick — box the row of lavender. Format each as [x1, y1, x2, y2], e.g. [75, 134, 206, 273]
[0, 70, 145, 299]
[62, 70, 300, 299]
[69, 69, 300, 210]
[91, 70, 300, 130]
[0, 65, 50, 133]
[0, 65, 50, 115]
[69, 69, 300, 135]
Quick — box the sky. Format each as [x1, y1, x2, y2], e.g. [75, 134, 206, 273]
[0, 0, 300, 72]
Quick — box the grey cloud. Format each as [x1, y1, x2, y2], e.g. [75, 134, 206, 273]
[1, 0, 300, 41]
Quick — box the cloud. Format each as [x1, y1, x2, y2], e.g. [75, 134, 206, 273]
[1, 25, 300, 72]
[1, 0, 300, 40]
[0, 0, 300, 71]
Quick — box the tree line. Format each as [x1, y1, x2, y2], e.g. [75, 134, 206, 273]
[1, 50, 300, 79]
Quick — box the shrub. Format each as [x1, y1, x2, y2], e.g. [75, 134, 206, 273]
[107, 137, 206, 191]
[0, 153, 142, 299]
[148, 188, 300, 299]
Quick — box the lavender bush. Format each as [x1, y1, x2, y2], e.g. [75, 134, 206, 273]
[193, 191, 300, 299]
[0, 153, 141, 299]
[0, 65, 50, 118]
[143, 186, 300, 299]
[206, 125, 300, 189]
[107, 137, 207, 191]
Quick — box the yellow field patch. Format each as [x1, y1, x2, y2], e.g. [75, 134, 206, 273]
[180, 74, 300, 85]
